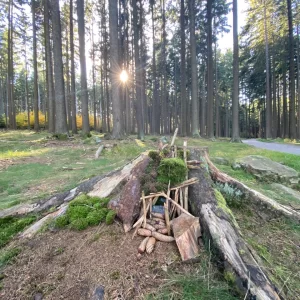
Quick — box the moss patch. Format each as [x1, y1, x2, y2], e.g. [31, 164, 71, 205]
[157, 158, 187, 185]
[54, 194, 114, 231]
[214, 189, 238, 227]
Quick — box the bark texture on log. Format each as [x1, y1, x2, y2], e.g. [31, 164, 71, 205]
[172, 213, 201, 262]
[116, 156, 150, 232]
[205, 152, 300, 223]
[188, 148, 281, 300]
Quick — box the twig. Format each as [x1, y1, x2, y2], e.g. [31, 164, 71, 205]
[243, 271, 251, 300]
[142, 191, 147, 228]
[170, 128, 178, 147]
[164, 202, 171, 236]
[161, 192, 193, 216]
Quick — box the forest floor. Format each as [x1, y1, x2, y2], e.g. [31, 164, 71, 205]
[0, 130, 300, 299]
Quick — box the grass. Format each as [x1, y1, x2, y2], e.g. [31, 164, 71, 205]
[231, 204, 300, 299]
[0, 130, 148, 209]
[147, 258, 240, 300]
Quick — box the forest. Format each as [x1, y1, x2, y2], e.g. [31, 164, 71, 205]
[0, 0, 299, 141]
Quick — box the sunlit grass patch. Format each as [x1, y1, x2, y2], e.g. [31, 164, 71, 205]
[0, 148, 49, 159]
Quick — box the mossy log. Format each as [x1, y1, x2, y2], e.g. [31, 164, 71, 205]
[13, 153, 149, 238]
[188, 148, 281, 300]
[204, 152, 300, 223]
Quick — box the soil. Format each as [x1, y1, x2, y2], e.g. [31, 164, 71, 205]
[0, 222, 183, 300]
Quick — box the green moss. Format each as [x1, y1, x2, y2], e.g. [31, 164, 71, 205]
[54, 215, 69, 228]
[105, 210, 117, 225]
[177, 149, 191, 160]
[214, 189, 238, 227]
[67, 206, 90, 222]
[70, 218, 89, 230]
[224, 271, 236, 285]
[86, 210, 107, 225]
[148, 150, 160, 162]
[157, 158, 187, 185]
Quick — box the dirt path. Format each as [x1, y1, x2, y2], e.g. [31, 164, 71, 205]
[243, 139, 300, 155]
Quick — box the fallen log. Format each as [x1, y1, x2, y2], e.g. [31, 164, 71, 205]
[204, 152, 300, 223]
[188, 148, 281, 300]
[14, 153, 149, 238]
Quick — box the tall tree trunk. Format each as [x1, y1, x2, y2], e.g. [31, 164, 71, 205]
[287, 0, 296, 139]
[162, 0, 168, 134]
[77, 0, 90, 135]
[132, 0, 144, 139]
[263, 0, 272, 139]
[50, 0, 68, 134]
[297, 24, 300, 139]
[231, 0, 240, 142]
[200, 67, 206, 136]
[189, 0, 200, 137]
[44, 0, 55, 132]
[69, 0, 77, 134]
[272, 49, 277, 138]
[109, 0, 123, 138]
[32, 0, 39, 131]
[7, 0, 16, 129]
[24, 38, 31, 129]
[283, 70, 289, 138]
[150, 1, 158, 134]
[180, 0, 187, 136]
[65, 27, 71, 130]
[207, 0, 214, 139]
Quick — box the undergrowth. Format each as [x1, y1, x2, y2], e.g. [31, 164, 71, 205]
[0, 215, 36, 249]
[147, 259, 239, 300]
[54, 194, 116, 230]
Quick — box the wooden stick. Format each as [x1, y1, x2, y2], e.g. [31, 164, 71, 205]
[170, 178, 198, 190]
[170, 128, 178, 147]
[133, 202, 151, 228]
[164, 202, 171, 236]
[140, 193, 163, 200]
[183, 140, 189, 211]
[161, 193, 193, 217]
[142, 191, 147, 228]
[149, 198, 153, 219]
[152, 196, 160, 206]
[174, 145, 177, 157]
[170, 188, 179, 218]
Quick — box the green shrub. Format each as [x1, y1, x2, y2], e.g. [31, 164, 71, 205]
[148, 150, 161, 162]
[106, 210, 117, 225]
[157, 158, 187, 185]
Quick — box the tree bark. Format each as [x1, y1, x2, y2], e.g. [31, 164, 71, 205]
[189, 0, 200, 137]
[207, 0, 214, 139]
[287, 0, 296, 139]
[32, 0, 39, 132]
[69, 0, 77, 134]
[77, 0, 90, 135]
[180, 0, 187, 136]
[109, 0, 123, 138]
[50, 0, 68, 134]
[44, 0, 55, 133]
[231, 0, 240, 142]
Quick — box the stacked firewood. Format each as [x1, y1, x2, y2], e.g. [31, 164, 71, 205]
[132, 178, 198, 258]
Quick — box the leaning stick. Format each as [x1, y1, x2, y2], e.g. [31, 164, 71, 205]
[133, 202, 151, 228]
[161, 193, 193, 217]
[170, 128, 178, 147]
[170, 178, 198, 190]
[142, 191, 147, 228]
[164, 202, 171, 236]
